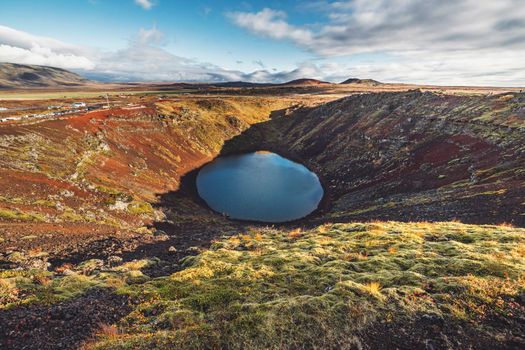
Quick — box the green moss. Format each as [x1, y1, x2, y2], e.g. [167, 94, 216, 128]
[1, 268, 118, 309]
[5, 272, 102, 308]
[127, 201, 154, 216]
[59, 208, 84, 222]
[88, 221, 525, 349]
[0, 208, 45, 222]
[100, 217, 123, 228]
[51, 274, 100, 299]
[33, 199, 57, 207]
[2, 221, 524, 347]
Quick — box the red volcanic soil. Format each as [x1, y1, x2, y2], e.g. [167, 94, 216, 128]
[0, 169, 89, 198]
[0, 96, 291, 268]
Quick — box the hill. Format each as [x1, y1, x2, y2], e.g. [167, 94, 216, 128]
[340, 77, 382, 85]
[211, 81, 272, 88]
[0, 62, 89, 89]
[280, 78, 331, 86]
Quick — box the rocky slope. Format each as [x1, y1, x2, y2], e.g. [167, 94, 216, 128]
[0, 62, 89, 89]
[224, 90, 525, 226]
[0, 96, 301, 267]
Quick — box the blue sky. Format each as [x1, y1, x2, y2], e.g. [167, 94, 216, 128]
[0, 0, 524, 86]
[0, 0, 313, 72]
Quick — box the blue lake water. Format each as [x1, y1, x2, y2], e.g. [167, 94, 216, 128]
[196, 151, 324, 223]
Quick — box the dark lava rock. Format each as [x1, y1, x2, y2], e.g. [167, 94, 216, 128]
[0, 288, 131, 350]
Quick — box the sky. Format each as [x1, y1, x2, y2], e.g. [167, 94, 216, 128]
[0, 0, 524, 86]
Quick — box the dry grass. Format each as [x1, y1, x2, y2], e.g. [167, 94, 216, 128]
[2, 221, 524, 348]
[83, 221, 525, 350]
[363, 281, 382, 295]
[287, 228, 302, 239]
[97, 323, 120, 340]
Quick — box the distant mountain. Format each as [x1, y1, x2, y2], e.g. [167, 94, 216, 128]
[280, 78, 331, 86]
[340, 78, 382, 86]
[210, 81, 273, 88]
[0, 62, 89, 89]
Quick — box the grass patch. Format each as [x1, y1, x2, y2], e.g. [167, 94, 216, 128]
[59, 208, 84, 222]
[2, 221, 523, 348]
[0, 208, 45, 222]
[127, 201, 154, 216]
[33, 199, 57, 207]
[0, 259, 157, 309]
[86, 221, 525, 349]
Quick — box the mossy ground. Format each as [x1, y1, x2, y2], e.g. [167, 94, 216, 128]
[4, 221, 519, 349]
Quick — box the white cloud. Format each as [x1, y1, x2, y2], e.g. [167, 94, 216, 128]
[318, 51, 525, 86]
[230, 1, 525, 56]
[2, 7, 524, 87]
[228, 1, 525, 86]
[228, 8, 312, 43]
[0, 24, 334, 84]
[0, 24, 237, 82]
[134, 0, 154, 10]
[0, 25, 95, 69]
[0, 44, 95, 70]
[137, 25, 165, 46]
[0, 25, 92, 57]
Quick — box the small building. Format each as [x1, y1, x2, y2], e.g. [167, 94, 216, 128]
[0, 117, 19, 122]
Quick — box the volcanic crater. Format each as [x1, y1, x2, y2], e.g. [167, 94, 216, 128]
[1, 90, 524, 271]
[1, 90, 525, 349]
